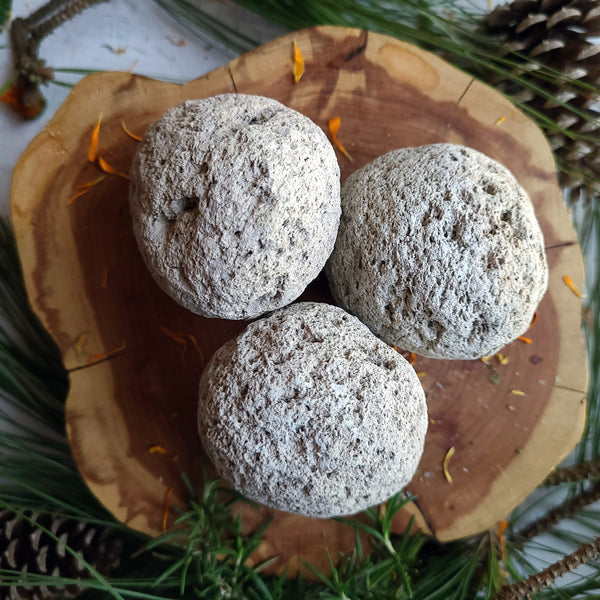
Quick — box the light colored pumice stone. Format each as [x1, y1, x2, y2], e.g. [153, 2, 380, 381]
[326, 143, 549, 360]
[129, 94, 341, 320]
[197, 301, 428, 518]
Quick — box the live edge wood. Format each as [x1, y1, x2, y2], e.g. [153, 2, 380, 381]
[11, 26, 587, 575]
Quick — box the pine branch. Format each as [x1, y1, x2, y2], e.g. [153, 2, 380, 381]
[25, 0, 108, 39]
[493, 536, 600, 600]
[544, 459, 600, 486]
[11, 0, 109, 71]
[7, 0, 109, 118]
[515, 482, 600, 543]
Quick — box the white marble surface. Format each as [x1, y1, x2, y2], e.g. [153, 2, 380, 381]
[0, 0, 234, 217]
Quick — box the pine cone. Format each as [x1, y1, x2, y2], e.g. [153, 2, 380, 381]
[0, 510, 122, 600]
[485, 0, 600, 198]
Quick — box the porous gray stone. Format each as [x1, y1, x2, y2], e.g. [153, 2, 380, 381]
[326, 143, 549, 360]
[197, 302, 428, 518]
[129, 94, 341, 320]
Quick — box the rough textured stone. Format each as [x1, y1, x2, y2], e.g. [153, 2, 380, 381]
[326, 143, 549, 360]
[197, 302, 428, 518]
[129, 94, 341, 319]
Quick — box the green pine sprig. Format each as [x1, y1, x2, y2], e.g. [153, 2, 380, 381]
[0, 0, 10, 32]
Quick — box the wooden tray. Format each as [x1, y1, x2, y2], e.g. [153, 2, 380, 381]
[11, 26, 587, 575]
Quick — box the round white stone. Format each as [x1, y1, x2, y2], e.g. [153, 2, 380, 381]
[326, 143, 549, 359]
[129, 94, 341, 319]
[197, 302, 428, 518]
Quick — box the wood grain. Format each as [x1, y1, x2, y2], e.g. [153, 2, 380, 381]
[11, 26, 587, 573]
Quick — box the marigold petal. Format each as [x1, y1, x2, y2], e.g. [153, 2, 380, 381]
[162, 487, 174, 532]
[563, 275, 584, 298]
[98, 155, 129, 179]
[1, 81, 45, 119]
[75, 334, 88, 355]
[497, 519, 508, 558]
[496, 353, 510, 365]
[68, 175, 105, 205]
[293, 41, 305, 83]
[443, 446, 455, 484]
[122, 120, 142, 141]
[100, 268, 109, 288]
[328, 116, 353, 162]
[86, 341, 127, 365]
[184, 333, 205, 364]
[329, 116, 341, 137]
[160, 325, 188, 346]
[88, 113, 102, 162]
[67, 188, 90, 206]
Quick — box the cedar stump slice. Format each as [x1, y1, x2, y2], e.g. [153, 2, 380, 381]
[11, 26, 587, 574]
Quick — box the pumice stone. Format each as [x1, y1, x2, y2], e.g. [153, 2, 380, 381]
[129, 94, 341, 320]
[197, 302, 428, 518]
[326, 143, 549, 360]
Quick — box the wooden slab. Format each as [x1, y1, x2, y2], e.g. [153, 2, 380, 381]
[11, 26, 587, 573]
